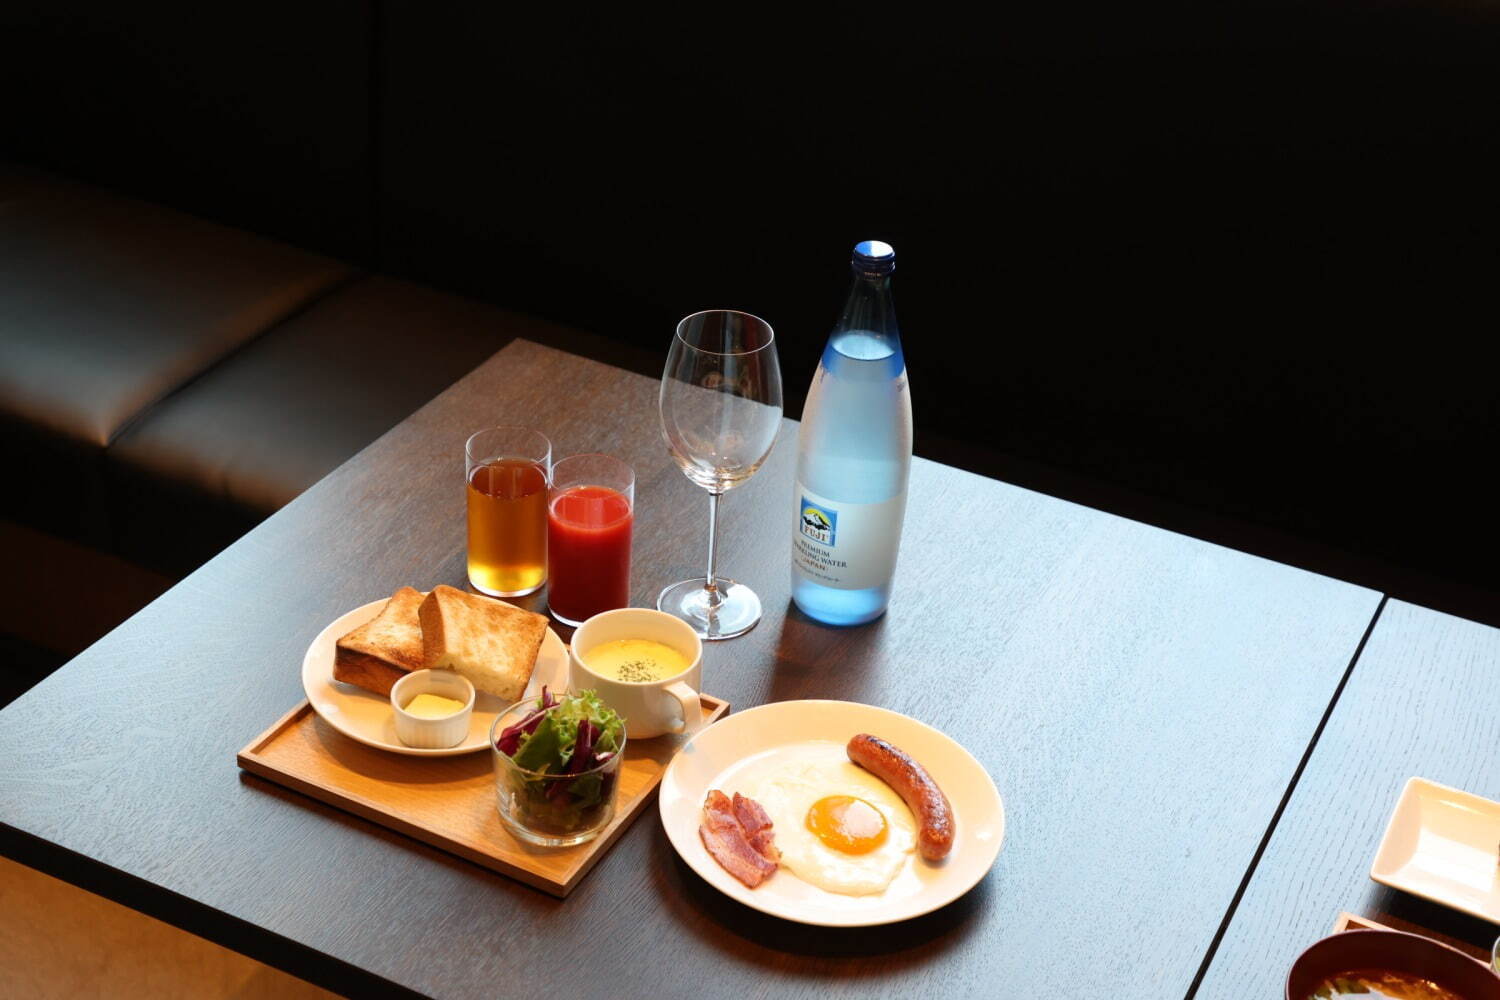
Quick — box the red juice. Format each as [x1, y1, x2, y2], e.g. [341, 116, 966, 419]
[547, 485, 633, 625]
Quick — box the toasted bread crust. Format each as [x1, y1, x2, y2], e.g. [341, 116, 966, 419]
[333, 586, 426, 696]
[417, 591, 449, 671]
[332, 648, 409, 697]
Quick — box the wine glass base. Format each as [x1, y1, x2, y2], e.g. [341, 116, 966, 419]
[657, 578, 762, 640]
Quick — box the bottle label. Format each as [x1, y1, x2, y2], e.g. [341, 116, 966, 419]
[792, 483, 906, 591]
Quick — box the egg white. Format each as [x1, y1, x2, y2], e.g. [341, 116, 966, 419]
[732, 741, 916, 896]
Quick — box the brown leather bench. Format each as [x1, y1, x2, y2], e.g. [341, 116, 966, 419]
[0, 164, 650, 666]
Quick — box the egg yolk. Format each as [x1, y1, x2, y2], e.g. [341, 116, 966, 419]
[805, 795, 889, 854]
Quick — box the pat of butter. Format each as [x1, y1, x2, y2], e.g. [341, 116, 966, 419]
[404, 693, 465, 718]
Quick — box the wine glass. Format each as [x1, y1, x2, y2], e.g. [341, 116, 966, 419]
[658, 310, 783, 639]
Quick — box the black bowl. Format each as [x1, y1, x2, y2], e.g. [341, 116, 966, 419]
[1287, 929, 1500, 999]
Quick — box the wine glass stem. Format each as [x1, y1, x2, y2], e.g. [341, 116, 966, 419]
[704, 490, 723, 611]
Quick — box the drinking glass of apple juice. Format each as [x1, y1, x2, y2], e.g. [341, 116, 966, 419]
[465, 427, 551, 597]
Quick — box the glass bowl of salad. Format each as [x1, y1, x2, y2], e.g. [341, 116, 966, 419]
[491, 688, 626, 847]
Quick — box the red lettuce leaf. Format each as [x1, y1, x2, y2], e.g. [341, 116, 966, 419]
[495, 687, 561, 756]
[544, 718, 602, 799]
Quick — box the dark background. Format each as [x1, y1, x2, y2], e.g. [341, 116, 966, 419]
[2, 1, 1497, 621]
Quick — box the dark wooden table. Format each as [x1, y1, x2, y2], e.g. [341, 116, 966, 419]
[0, 340, 1388, 998]
[1197, 600, 1500, 994]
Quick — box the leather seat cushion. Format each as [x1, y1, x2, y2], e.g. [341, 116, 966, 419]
[0, 165, 350, 540]
[107, 275, 590, 572]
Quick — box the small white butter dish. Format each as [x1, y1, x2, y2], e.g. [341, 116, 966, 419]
[391, 669, 475, 749]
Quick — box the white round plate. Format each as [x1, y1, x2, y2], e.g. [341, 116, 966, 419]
[659, 699, 1005, 926]
[301, 598, 568, 757]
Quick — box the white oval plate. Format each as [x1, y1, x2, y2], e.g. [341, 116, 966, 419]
[659, 699, 1004, 926]
[301, 597, 568, 757]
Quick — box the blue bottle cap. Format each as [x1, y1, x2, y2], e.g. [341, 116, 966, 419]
[852, 240, 895, 275]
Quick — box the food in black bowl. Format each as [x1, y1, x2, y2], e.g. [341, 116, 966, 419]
[1287, 929, 1500, 1000]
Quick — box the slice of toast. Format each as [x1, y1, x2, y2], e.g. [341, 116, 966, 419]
[418, 585, 548, 701]
[333, 586, 426, 696]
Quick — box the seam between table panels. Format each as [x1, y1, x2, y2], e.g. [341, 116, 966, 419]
[1182, 593, 1390, 999]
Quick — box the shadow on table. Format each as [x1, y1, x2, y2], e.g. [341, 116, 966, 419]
[310, 715, 493, 784]
[648, 821, 989, 972]
[764, 601, 895, 705]
[1363, 883, 1500, 962]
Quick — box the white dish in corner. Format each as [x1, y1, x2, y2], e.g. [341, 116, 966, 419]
[658, 699, 1004, 927]
[1371, 776, 1500, 925]
[301, 597, 567, 757]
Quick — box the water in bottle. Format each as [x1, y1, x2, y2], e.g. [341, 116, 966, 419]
[790, 240, 911, 625]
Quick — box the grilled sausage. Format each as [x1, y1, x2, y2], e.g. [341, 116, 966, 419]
[847, 733, 955, 861]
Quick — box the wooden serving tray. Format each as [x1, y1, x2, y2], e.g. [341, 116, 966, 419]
[237, 694, 729, 897]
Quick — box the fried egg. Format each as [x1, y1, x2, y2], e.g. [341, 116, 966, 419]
[733, 741, 916, 896]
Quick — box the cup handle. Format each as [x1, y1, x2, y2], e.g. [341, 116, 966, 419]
[664, 680, 703, 735]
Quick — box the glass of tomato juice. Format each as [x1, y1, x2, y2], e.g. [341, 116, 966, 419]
[547, 454, 634, 627]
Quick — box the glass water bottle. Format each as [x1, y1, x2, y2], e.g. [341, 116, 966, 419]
[790, 240, 912, 625]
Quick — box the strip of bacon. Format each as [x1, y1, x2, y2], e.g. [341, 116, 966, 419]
[700, 790, 778, 888]
[732, 792, 780, 864]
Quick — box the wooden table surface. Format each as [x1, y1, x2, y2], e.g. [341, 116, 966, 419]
[0, 340, 1387, 998]
[1197, 600, 1500, 995]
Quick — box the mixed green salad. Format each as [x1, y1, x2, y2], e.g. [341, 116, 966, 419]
[495, 689, 625, 828]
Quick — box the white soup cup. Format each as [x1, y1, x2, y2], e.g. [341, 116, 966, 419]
[570, 608, 703, 739]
